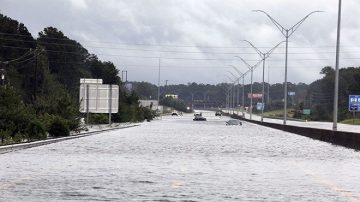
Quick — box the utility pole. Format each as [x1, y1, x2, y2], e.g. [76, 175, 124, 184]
[243, 40, 284, 122]
[34, 50, 38, 101]
[254, 10, 322, 124]
[165, 79, 168, 95]
[203, 92, 206, 109]
[191, 93, 194, 111]
[157, 58, 161, 113]
[333, 0, 342, 131]
[121, 70, 128, 82]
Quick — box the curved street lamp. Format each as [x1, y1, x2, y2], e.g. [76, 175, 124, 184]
[234, 56, 263, 120]
[227, 71, 240, 113]
[243, 40, 285, 122]
[253, 10, 322, 124]
[225, 75, 236, 114]
[229, 65, 248, 115]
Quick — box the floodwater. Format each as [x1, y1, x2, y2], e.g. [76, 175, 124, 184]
[1, 111, 360, 201]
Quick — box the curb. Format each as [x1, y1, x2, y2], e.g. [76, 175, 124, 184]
[0, 124, 139, 154]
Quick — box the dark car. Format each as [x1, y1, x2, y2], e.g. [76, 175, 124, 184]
[171, 112, 178, 116]
[193, 115, 206, 121]
[215, 111, 222, 116]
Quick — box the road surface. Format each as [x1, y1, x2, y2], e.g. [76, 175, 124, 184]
[0, 111, 360, 201]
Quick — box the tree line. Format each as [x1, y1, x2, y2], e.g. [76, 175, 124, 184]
[0, 13, 153, 145]
[132, 66, 360, 122]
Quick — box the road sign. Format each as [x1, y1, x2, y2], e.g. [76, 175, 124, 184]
[256, 102, 264, 110]
[349, 95, 360, 112]
[303, 109, 311, 115]
[80, 78, 103, 84]
[79, 83, 119, 113]
[288, 91, 296, 96]
[248, 93, 262, 99]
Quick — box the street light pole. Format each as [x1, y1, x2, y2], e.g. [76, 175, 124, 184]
[228, 71, 239, 113]
[226, 75, 237, 114]
[254, 10, 322, 124]
[267, 65, 270, 105]
[284, 32, 289, 124]
[230, 65, 247, 114]
[243, 40, 284, 122]
[333, 0, 342, 131]
[234, 56, 262, 120]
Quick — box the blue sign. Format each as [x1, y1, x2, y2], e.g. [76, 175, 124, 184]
[349, 95, 360, 112]
[288, 91, 296, 96]
[256, 102, 264, 110]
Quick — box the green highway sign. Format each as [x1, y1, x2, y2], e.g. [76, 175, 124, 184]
[303, 109, 311, 115]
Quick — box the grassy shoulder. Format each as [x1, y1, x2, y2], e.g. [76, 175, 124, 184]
[259, 108, 296, 118]
[340, 118, 360, 125]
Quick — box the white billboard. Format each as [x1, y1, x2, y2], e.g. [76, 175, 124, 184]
[79, 84, 119, 113]
[80, 78, 103, 84]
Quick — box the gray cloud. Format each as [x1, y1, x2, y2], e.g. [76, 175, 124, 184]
[1, 0, 359, 85]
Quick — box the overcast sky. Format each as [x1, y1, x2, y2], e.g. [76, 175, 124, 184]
[1, 0, 359, 85]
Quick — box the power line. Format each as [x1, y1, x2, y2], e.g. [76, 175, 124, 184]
[4, 44, 360, 62]
[3, 32, 360, 50]
[0, 49, 33, 63]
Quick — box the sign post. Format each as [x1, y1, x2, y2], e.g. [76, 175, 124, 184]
[349, 95, 360, 124]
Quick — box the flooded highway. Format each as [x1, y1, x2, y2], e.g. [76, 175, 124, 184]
[1, 111, 360, 201]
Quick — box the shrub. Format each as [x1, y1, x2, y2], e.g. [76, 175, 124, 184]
[48, 117, 70, 137]
[142, 107, 155, 121]
[12, 132, 24, 143]
[89, 114, 108, 124]
[0, 130, 12, 145]
[26, 119, 47, 141]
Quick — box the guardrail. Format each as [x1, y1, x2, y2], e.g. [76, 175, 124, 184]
[0, 124, 139, 154]
[225, 113, 360, 150]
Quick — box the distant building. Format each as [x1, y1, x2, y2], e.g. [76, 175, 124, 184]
[165, 94, 178, 99]
[139, 100, 158, 109]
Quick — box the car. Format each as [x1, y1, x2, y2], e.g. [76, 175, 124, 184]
[215, 111, 222, 116]
[193, 115, 206, 121]
[226, 119, 242, 126]
[171, 112, 178, 116]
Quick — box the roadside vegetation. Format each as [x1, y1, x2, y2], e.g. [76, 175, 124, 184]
[0, 14, 154, 145]
[340, 118, 360, 125]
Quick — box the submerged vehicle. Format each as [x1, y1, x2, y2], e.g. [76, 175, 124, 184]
[193, 114, 206, 121]
[226, 119, 242, 126]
